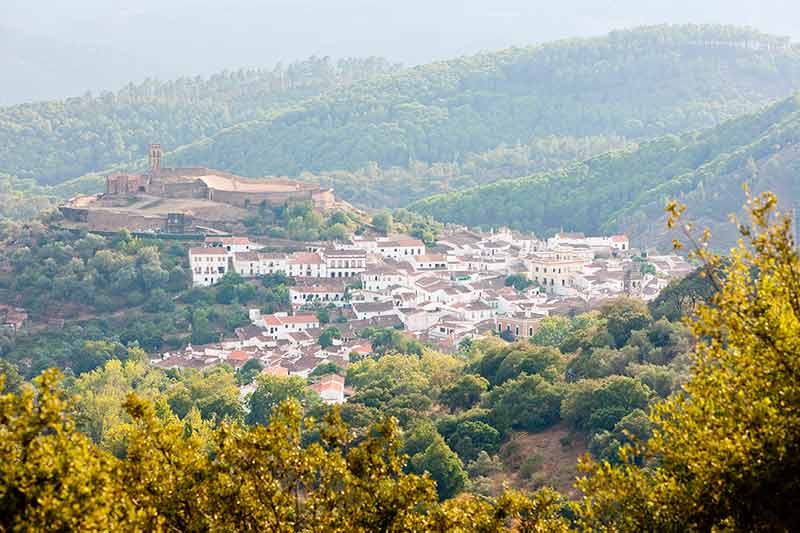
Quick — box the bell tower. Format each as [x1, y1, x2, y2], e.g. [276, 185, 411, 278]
[148, 144, 162, 174]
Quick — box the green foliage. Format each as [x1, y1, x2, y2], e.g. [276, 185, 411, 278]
[410, 94, 800, 243]
[439, 374, 489, 412]
[649, 266, 718, 320]
[169, 26, 800, 208]
[0, 174, 55, 220]
[361, 327, 424, 355]
[561, 376, 653, 437]
[578, 193, 800, 530]
[485, 374, 564, 434]
[445, 420, 501, 463]
[318, 326, 341, 348]
[466, 451, 505, 478]
[243, 201, 366, 241]
[0, 368, 577, 530]
[600, 298, 653, 348]
[246, 374, 321, 426]
[0, 57, 400, 185]
[1, 227, 186, 316]
[566, 346, 639, 381]
[505, 273, 533, 292]
[529, 315, 573, 347]
[0, 370, 137, 530]
[236, 358, 264, 386]
[308, 360, 345, 378]
[371, 211, 393, 235]
[472, 340, 562, 386]
[409, 434, 468, 500]
[167, 366, 244, 422]
[494, 345, 563, 385]
[588, 409, 652, 465]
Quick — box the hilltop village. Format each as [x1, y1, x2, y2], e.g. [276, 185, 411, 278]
[157, 226, 691, 402]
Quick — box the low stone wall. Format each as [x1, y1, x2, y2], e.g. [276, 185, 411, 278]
[87, 211, 166, 232]
[210, 189, 316, 207]
[59, 207, 89, 222]
[163, 180, 208, 199]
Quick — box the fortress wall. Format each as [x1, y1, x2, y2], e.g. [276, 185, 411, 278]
[210, 189, 315, 207]
[60, 207, 89, 222]
[87, 211, 166, 232]
[163, 180, 208, 199]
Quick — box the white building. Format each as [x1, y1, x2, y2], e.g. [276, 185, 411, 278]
[451, 301, 495, 322]
[527, 251, 586, 294]
[189, 247, 230, 286]
[288, 252, 327, 278]
[375, 237, 425, 260]
[289, 284, 347, 307]
[261, 313, 320, 338]
[360, 266, 407, 292]
[323, 248, 367, 278]
[258, 253, 289, 276]
[547, 232, 630, 253]
[351, 301, 398, 320]
[206, 236, 263, 254]
[412, 254, 448, 271]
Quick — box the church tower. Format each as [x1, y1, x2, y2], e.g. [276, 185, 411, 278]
[148, 144, 163, 175]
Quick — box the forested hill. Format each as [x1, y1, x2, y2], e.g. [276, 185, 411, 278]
[164, 25, 800, 179]
[409, 94, 800, 249]
[4, 26, 800, 192]
[0, 57, 399, 184]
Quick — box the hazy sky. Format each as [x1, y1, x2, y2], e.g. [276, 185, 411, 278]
[3, 0, 800, 105]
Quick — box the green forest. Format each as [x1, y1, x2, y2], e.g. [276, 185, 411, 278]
[0, 57, 399, 184]
[168, 26, 800, 180]
[2, 26, 800, 193]
[410, 93, 800, 247]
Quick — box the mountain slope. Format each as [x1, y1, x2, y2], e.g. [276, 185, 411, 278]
[165, 25, 800, 180]
[408, 94, 800, 248]
[0, 57, 398, 184]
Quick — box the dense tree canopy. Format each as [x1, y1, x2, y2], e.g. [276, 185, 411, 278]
[0, 57, 399, 184]
[410, 94, 800, 247]
[578, 193, 800, 530]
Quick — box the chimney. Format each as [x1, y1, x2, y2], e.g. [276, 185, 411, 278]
[148, 144, 162, 174]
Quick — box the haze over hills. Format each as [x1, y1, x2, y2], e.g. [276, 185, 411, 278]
[4, 0, 800, 105]
[169, 25, 800, 176]
[5, 25, 800, 197]
[409, 93, 800, 249]
[0, 57, 399, 184]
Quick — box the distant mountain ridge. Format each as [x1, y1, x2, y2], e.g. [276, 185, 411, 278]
[166, 25, 800, 177]
[4, 25, 800, 189]
[0, 57, 399, 184]
[408, 94, 800, 249]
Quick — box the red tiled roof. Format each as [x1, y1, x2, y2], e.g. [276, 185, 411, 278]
[227, 350, 250, 362]
[290, 252, 324, 265]
[189, 247, 229, 256]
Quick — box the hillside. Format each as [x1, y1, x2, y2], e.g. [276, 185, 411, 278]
[408, 94, 800, 248]
[163, 25, 800, 183]
[4, 26, 800, 198]
[0, 57, 398, 184]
